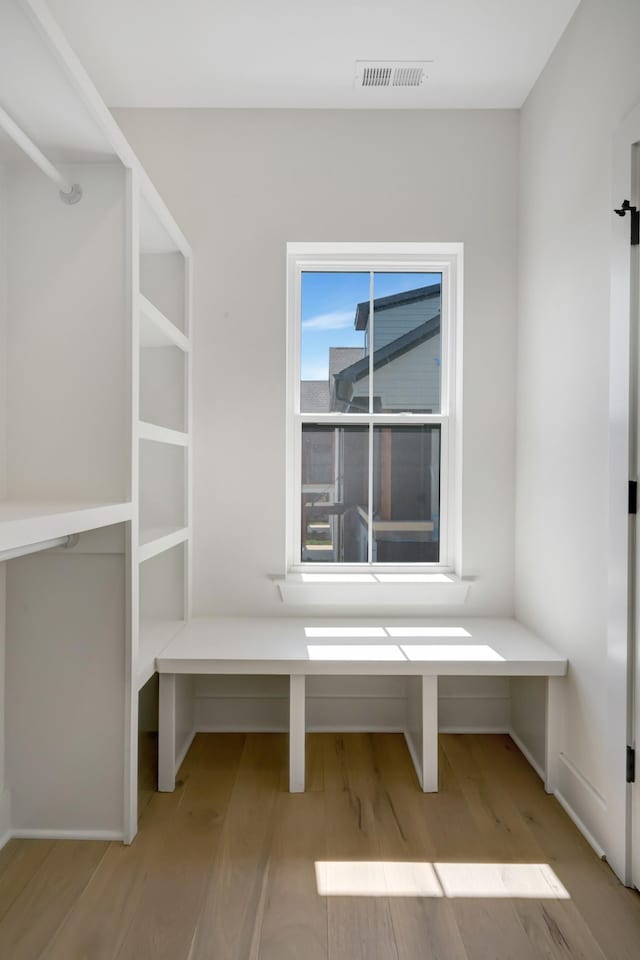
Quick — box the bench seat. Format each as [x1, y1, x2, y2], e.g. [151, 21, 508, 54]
[155, 616, 567, 795]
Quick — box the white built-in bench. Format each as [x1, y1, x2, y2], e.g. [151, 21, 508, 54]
[155, 617, 567, 795]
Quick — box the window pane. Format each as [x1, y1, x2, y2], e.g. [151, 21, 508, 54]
[372, 425, 440, 563]
[300, 272, 369, 413]
[369, 272, 442, 413]
[301, 425, 368, 562]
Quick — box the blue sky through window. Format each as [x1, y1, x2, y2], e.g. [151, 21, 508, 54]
[301, 271, 441, 380]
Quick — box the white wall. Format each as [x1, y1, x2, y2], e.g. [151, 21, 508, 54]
[515, 0, 640, 857]
[115, 108, 519, 619]
[114, 108, 519, 733]
[0, 167, 9, 842]
[6, 164, 127, 502]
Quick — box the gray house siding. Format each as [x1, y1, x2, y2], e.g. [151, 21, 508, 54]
[372, 298, 441, 349]
[349, 336, 441, 412]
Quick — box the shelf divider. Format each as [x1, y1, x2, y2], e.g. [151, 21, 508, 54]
[139, 293, 190, 352]
[139, 526, 190, 563]
[138, 420, 189, 447]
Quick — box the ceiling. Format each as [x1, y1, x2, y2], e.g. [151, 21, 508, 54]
[46, 0, 581, 109]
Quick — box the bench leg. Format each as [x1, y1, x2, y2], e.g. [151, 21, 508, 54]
[289, 674, 306, 792]
[422, 676, 438, 792]
[158, 673, 176, 792]
[545, 676, 563, 794]
[406, 675, 438, 792]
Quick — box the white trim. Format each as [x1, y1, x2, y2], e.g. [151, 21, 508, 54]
[175, 728, 196, 775]
[10, 828, 124, 842]
[558, 751, 607, 808]
[0, 830, 12, 852]
[509, 729, 546, 782]
[0, 788, 11, 851]
[608, 99, 640, 884]
[553, 790, 607, 861]
[124, 168, 139, 846]
[275, 575, 471, 606]
[508, 731, 606, 859]
[403, 728, 423, 785]
[439, 725, 510, 734]
[285, 242, 463, 577]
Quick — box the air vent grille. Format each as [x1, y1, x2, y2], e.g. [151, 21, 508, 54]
[355, 61, 429, 90]
[362, 66, 393, 88]
[393, 66, 424, 87]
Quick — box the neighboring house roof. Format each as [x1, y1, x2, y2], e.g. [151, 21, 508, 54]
[354, 282, 441, 330]
[300, 379, 330, 412]
[329, 347, 365, 379]
[334, 314, 441, 392]
[328, 347, 365, 412]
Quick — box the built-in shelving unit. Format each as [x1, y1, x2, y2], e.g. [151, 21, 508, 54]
[134, 189, 192, 706]
[0, 0, 192, 847]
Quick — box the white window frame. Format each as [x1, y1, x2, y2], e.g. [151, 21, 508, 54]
[286, 242, 463, 575]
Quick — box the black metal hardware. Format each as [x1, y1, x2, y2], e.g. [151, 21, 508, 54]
[629, 481, 637, 515]
[614, 199, 640, 245]
[627, 745, 636, 783]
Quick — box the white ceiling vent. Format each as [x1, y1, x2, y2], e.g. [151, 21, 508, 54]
[355, 61, 430, 89]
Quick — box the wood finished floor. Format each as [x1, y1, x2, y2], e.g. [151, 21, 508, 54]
[0, 733, 639, 959]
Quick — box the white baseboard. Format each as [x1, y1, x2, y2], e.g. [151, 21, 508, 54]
[195, 723, 288, 733]
[554, 752, 607, 860]
[553, 788, 606, 860]
[0, 788, 11, 850]
[439, 725, 510, 735]
[403, 729, 422, 787]
[10, 828, 124, 842]
[508, 728, 545, 781]
[508, 731, 607, 861]
[175, 728, 196, 775]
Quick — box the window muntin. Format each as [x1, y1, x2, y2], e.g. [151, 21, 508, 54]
[288, 245, 459, 571]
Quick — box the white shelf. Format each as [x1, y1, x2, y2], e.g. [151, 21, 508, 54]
[156, 617, 568, 678]
[275, 573, 471, 606]
[139, 526, 189, 563]
[0, 500, 133, 553]
[138, 421, 189, 447]
[139, 294, 190, 352]
[137, 619, 185, 690]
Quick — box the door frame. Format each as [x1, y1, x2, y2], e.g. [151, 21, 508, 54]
[608, 102, 640, 886]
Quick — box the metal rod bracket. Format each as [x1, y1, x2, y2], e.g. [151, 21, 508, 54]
[60, 184, 82, 205]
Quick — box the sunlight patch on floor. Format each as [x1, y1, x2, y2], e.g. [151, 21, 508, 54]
[315, 861, 571, 899]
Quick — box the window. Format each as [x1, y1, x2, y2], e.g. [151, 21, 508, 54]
[286, 243, 462, 572]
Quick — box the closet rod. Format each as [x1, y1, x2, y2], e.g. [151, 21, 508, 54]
[0, 104, 82, 204]
[0, 533, 79, 563]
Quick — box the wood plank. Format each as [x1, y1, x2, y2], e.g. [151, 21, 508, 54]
[0, 839, 56, 923]
[441, 734, 610, 960]
[323, 733, 399, 960]
[115, 733, 246, 960]
[473, 735, 640, 960]
[0, 840, 107, 960]
[367, 733, 469, 960]
[257, 739, 327, 959]
[189, 733, 285, 960]
[42, 747, 201, 960]
[0, 734, 638, 960]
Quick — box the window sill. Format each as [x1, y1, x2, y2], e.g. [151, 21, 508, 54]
[274, 573, 472, 607]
